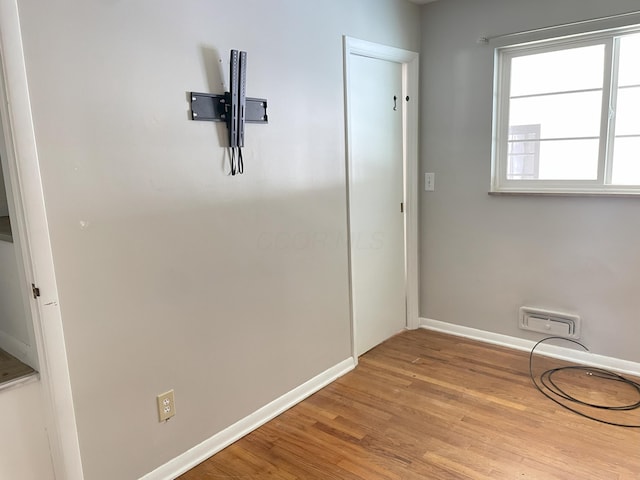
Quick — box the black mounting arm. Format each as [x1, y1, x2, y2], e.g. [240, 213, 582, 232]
[189, 93, 268, 124]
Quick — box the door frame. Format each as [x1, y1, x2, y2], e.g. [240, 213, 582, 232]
[0, 2, 84, 478]
[343, 36, 419, 361]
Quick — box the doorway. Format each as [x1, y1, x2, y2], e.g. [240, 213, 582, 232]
[0, 128, 39, 380]
[343, 37, 419, 358]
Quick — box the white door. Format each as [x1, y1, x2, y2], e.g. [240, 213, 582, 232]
[348, 54, 406, 356]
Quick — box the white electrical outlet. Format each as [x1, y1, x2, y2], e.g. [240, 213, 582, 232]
[157, 390, 176, 422]
[425, 172, 435, 191]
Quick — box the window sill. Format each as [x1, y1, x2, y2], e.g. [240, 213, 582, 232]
[489, 189, 640, 198]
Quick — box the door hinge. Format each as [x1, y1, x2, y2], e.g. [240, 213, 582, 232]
[400, 202, 404, 213]
[31, 283, 40, 299]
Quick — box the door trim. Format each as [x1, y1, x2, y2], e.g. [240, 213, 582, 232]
[343, 36, 419, 361]
[0, 2, 84, 478]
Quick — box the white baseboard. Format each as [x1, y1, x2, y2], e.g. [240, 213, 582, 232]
[0, 329, 31, 366]
[139, 357, 356, 480]
[420, 318, 640, 376]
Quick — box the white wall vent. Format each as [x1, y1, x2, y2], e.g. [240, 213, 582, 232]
[519, 307, 581, 339]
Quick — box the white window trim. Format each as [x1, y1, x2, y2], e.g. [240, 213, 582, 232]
[491, 24, 640, 196]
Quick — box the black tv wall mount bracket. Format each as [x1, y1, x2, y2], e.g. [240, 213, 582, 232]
[189, 50, 267, 175]
[189, 50, 267, 134]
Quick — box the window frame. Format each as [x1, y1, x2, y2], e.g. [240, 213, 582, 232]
[491, 25, 640, 195]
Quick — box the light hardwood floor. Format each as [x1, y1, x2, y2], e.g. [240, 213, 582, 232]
[0, 347, 34, 385]
[179, 329, 640, 479]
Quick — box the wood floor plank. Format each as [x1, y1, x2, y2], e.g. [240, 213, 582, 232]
[0, 347, 35, 385]
[179, 330, 640, 479]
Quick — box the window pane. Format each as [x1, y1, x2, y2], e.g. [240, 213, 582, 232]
[507, 125, 540, 179]
[611, 138, 640, 185]
[509, 91, 602, 139]
[618, 33, 640, 87]
[510, 45, 605, 97]
[613, 87, 640, 136]
[609, 34, 640, 186]
[537, 139, 599, 180]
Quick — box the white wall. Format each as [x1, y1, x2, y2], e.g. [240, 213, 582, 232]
[420, 0, 640, 363]
[16, 0, 420, 478]
[0, 379, 55, 480]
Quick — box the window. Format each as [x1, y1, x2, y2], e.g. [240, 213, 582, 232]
[492, 27, 640, 194]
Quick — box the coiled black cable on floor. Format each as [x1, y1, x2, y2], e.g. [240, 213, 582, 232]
[529, 337, 640, 428]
